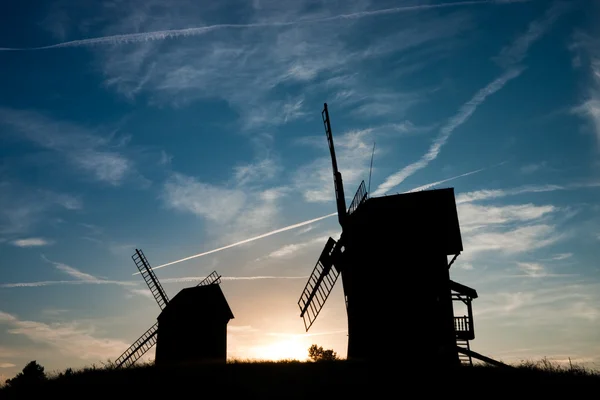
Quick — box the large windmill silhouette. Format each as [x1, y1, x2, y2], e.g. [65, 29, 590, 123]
[297, 103, 487, 366]
[115, 249, 233, 368]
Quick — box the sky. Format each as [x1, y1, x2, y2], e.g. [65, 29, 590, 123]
[1, 0, 600, 380]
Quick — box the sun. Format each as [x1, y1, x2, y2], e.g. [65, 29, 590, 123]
[252, 338, 309, 361]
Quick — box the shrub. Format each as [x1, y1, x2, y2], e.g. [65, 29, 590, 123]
[308, 345, 338, 362]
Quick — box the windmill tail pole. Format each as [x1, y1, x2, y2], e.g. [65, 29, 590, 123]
[456, 346, 513, 368]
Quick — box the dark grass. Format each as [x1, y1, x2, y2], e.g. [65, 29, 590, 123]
[1, 359, 599, 398]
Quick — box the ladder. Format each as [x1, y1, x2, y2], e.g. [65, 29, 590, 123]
[115, 322, 159, 368]
[456, 339, 473, 366]
[133, 249, 169, 310]
[298, 238, 341, 331]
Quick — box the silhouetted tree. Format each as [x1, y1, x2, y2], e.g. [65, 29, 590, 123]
[308, 345, 338, 362]
[5, 361, 47, 387]
[57, 368, 74, 378]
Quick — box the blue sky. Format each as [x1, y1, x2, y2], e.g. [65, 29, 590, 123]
[1, 0, 600, 379]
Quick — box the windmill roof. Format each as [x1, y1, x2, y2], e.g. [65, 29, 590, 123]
[158, 284, 234, 322]
[450, 280, 478, 298]
[348, 187, 463, 255]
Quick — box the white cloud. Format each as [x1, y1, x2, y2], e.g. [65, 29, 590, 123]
[125, 288, 154, 299]
[294, 128, 376, 203]
[463, 224, 562, 259]
[234, 158, 280, 186]
[2, 0, 525, 52]
[263, 232, 337, 260]
[573, 96, 600, 147]
[551, 253, 572, 261]
[0, 363, 15, 368]
[520, 162, 546, 174]
[159, 150, 173, 165]
[456, 184, 566, 204]
[493, 1, 569, 68]
[0, 255, 139, 288]
[162, 173, 246, 223]
[0, 108, 132, 185]
[0, 310, 129, 360]
[10, 238, 53, 247]
[54, 263, 100, 282]
[516, 262, 546, 277]
[570, 31, 600, 147]
[56, 0, 486, 129]
[0, 182, 82, 236]
[458, 203, 555, 226]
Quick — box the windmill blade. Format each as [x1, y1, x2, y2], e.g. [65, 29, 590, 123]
[114, 322, 158, 368]
[197, 270, 222, 286]
[133, 249, 169, 310]
[322, 103, 347, 227]
[298, 237, 342, 331]
[347, 180, 367, 216]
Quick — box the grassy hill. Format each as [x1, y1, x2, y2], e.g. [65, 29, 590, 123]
[1, 359, 598, 398]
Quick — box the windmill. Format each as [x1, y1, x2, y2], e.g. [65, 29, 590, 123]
[115, 249, 233, 368]
[297, 103, 489, 366]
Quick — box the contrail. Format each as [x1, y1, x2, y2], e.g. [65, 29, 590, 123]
[371, 1, 567, 197]
[0, 1, 522, 51]
[136, 212, 337, 274]
[161, 276, 310, 283]
[403, 161, 507, 193]
[141, 163, 490, 274]
[403, 167, 487, 193]
[371, 67, 523, 196]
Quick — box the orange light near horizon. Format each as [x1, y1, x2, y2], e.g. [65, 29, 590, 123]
[250, 338, 310, 361]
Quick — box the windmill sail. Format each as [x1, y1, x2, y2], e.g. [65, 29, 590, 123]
[298, 237, 342, 331]
[133, 249, 169, 310]
[114, 322, 158, 368]
[197, 271, 222, 287]
[347, 180, 367, 216]
[322, 103, 347, 227]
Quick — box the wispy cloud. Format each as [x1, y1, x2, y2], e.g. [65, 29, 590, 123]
[0, 280, 136, 288]
[550, 253, 573, 261]
[570, 30, 600, 148]
[0, 108, 132, 185]
[0, 310, 129, 360]
[261, 232, 339, 260]
[463, 224, 563, 260]
[516, 262, 562, 278]
[520, 162, 547, 174]
[294, 128, 377, 202]
[493, 1, 570, 68]
[9, 238, 53, 247]
[161, 170, 289, 245]
[458, 203, 556, 227]
[0, 182, 81, 236]
[0, 255, 138, 288]
[0, 1, 520, 51]
[42, 255, 102, 282]
[0, 363, 16, 368]
[456, 181, 600, 204]
[372, 1, 568, 195]
[35, 0, 503, 128]
[162, 173, 246, 223]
